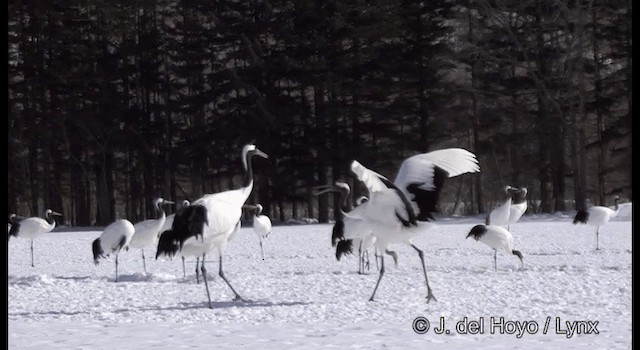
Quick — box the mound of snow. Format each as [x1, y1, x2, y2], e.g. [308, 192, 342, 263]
[612, 202, 632, 222]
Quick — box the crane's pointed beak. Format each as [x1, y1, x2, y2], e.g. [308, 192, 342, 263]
[313, 185, 337, 196]
[255, 149, 269, 159]
[52, 211, 63, 216]
[163, 200, 175, 205]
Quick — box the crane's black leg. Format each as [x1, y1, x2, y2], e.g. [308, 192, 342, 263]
[30, 240, 35, 267]
[219, 255, 243, 301]
[260, 238, 265, 261]
[142, 248, 147, 274]
[494, 249, 497, 271]
[369, 254, 385, 302]
[596, 227, 600, 250]
[115, 254, 119, 282]
[386, 249, 398, 266]
[196, 257, 200, 284]
[200, 254, 213, 308]
[182, 256, 186, 278]
[411, 244, 437, 303]
[358, 241, 364, 274]
[365, 249, 371, 273]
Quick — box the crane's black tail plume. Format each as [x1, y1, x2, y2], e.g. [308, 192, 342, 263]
[335, 239, 354, 261]
[573, 210, 589, 224]
[92, 238, 105, 265]
[156, 229, 183, 259]
[331, 220, 345, 247]
[156, 204, 209, 259]
[466, 224, 488, 241]
[405, 167, 448, 222]
[8, 215, 22, 240]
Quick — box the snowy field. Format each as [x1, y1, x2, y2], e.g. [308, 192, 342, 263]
[9, 205, 632, 349]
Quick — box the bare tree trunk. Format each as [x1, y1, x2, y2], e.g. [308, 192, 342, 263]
[571, 0, 588, 210]
[95, 151, 113, 225]
[315, 85, 329, 223]
[28, 138, 40, 216]
[468, 10, 484, 214]
[306, 185, 314, 220]
[535, 3, 553, 213]
[290, 200, 296, 219]
[592, 3, 606, 205]
[626, 0, 632, 200]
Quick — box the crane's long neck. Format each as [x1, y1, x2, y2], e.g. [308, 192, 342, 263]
[336, 187, 352, 220]
[44, 213, 57, 230]
[612, 198, 620, 216]
[9, 215, 20, 225]
[242, 154, 256, 189]
[155, 202, 166, 220]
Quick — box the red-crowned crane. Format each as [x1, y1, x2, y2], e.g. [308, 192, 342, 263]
[314, 183, 376, 275]
[350, 148, 480, 302]
[129, 197, 174, 273]
[8, 209, 63, 267]
[573, 195, 621, 250]
[92, 219, 135, 282]
[156, 144, 268, 308]
[158, 199, 210, 283]
[507, 187, 528, 230]
[466, 224, 524, 271]
[353, 196, 378, 274]
[158, 199, 199, 279]
[486, 186, 512, 226]
[486, 186, 528, 231]
[243, 204, 272, 260]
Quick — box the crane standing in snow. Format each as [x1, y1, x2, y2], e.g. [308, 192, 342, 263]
[92, 219, 136, 282]
[8, 209, 63, 267]
[129, 197, 174, 273]
[314, 183, 376, 275]
[466, 224, 524, 271]
[346, 148, 480, 302]
[486, 186, 528, 231]
[156, 144, 268, 308]
[243, 204, 272, 261]
[573, 195, 621, 250]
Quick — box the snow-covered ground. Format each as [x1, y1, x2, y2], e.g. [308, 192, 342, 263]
[9, 209, 632, 349]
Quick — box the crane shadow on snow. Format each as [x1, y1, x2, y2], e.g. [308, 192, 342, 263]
[102, 273, 182, 283]
[116, 300, 312, 312]
[528, 248, 630, 256]
[101, 273, 227, 284]
[9, 310, 88, 318]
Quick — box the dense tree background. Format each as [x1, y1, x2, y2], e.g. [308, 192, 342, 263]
[7, 0, 631, 226]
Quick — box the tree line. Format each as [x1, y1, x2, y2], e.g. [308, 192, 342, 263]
[7, 0, 631, 226]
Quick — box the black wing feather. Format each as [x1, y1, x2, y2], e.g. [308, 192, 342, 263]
[8, 215, 23, 239]
[378, 176, 418, 226]
[92, 238, 105, 265]
[335, 239, 354, 261]
[573, 209, 589, 224]
[466, 224, 488, 241]
[156, 204, 208, 259]
[331, 220, 345, 247]
[406, 167, 449, 222]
